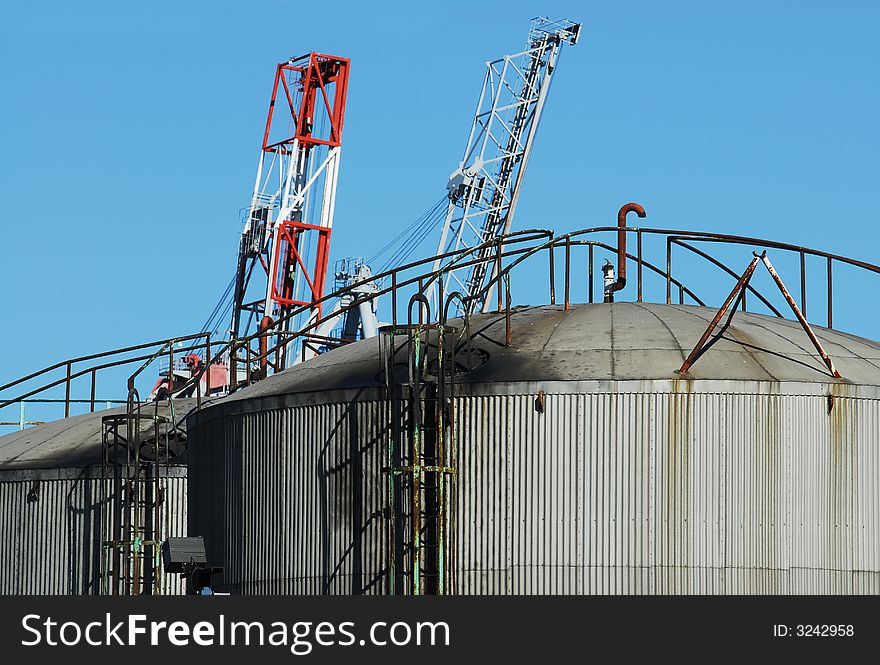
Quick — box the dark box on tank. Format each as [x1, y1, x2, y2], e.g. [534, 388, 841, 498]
[162, 536, 207, 573]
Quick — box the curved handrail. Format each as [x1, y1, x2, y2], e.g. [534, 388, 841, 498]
[0, 332, 210, 394]
[5, 221, 880, 425]
[670, 239, 783, 317]
[0, 338, 210, 411]
[186, 223, 880, 396]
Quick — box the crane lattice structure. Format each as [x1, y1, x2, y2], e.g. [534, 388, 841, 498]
[230, 52, 350, 369]
[432, 17, 580, 314]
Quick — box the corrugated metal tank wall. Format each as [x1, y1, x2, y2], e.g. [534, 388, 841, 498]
[188, 382, 880, 595]
[455, 387, 879, 594]
[0, 468, 188, 594]
[189, 403, 389, 594]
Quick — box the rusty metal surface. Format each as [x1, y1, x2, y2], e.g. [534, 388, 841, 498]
[186, 302, 880, 594]
[187, 383, 880, 594]
[606, 202, 646, 301]
[454, 389, 880, 594]
[759, 253, 842, 378]
[0, 469, 187, 594]
[678, 255, 762, 374]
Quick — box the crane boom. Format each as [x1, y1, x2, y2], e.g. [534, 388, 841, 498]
[230, 53, 350, 369]
[432, 18, 580, 313]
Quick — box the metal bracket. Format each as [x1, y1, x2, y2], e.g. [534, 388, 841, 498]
[759, 253, 842, 379]
[678, 252, 843, 379]
[678, 254, 762, 374]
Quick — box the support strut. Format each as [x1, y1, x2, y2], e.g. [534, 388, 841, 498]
[678, 251, 844, 379]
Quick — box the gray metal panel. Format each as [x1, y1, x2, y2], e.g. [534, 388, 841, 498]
[187, 412, 241, 592]
[455, 389, 880, 594]
[187, 383, 880, 595]
[0, 470, 187, 594]
[191, 401, 390, 595]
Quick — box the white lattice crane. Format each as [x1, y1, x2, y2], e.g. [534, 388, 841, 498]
[432, 18, 580, 313]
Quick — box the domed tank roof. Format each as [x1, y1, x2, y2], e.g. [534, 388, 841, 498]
[0, 398, 205, 471]
[214, 303, 880, 406]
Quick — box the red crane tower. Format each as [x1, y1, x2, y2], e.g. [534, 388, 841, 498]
[230, 52, 350, 369]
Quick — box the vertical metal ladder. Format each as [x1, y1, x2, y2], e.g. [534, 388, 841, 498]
[100, 400, 170, 595]
[381, 296, 459, 594]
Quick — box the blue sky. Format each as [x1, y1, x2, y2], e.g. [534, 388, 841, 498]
[1, 1, 879, 412]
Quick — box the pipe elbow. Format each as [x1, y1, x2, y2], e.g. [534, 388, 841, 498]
[618, 202, 647, 226]
[609, 202, 647, 297]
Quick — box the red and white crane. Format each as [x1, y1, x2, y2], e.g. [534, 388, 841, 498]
[230, 52, 350, 368]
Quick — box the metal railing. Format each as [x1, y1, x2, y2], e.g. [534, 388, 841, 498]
[0, 332, 217, 429]
[5, 215, 880, 431]
[218, 221, 880, 393]
[0, 399, 126, 430]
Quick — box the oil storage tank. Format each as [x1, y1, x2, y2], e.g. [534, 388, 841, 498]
[0, 401, 191, 594]
[187, 301, 880, 595]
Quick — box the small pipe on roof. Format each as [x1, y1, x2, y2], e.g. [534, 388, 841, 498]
[605, 202, 646, 302]
[258, 316, 273, 377]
